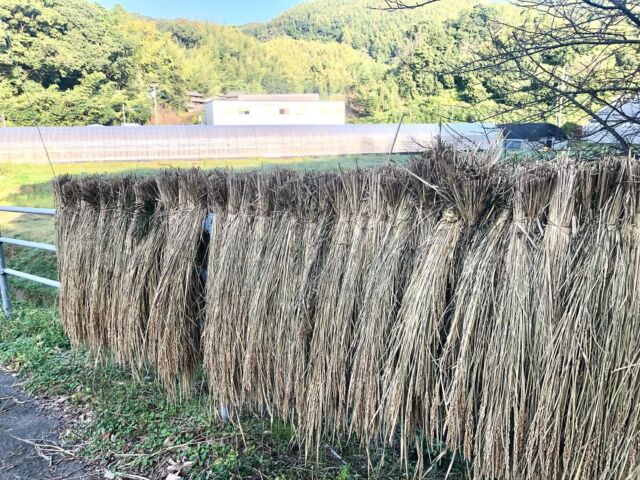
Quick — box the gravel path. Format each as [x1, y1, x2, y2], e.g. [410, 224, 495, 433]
[0, 369, 96, 480]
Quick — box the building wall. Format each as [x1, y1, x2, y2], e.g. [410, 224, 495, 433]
[204, 100, 345, 125]
[504, 137, 566, 151]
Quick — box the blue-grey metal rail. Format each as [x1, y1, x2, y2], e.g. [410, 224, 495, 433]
[0, 237, 57, 252]
[0, 206, 56, 215]
[0, 205, 58, 319]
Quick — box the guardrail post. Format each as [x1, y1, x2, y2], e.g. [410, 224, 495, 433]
[0, 237, 11, 320]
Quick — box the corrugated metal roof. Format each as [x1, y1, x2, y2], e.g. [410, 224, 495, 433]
[0, 123, 498, 163]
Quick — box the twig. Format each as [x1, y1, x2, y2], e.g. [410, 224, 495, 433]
[112, 473, 151, 480]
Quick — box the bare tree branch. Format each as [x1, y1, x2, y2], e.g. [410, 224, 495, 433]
[465, 0, 639, 151]
[378, 0, 440, 10]
[384, 0, 639, 152]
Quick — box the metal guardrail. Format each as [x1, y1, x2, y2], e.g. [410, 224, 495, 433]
[0, 237, 57, 252]
[0, 206, 56, 215]
[0, 205, 58, 319]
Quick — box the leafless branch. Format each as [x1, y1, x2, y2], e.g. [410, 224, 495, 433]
[377, 0, 440, 10]
[384, 0, 639, 152]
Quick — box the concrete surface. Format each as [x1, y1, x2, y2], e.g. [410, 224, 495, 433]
[0, 369, 95, 480]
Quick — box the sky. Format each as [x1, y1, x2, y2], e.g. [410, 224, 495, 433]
[94, 0, 303, 25]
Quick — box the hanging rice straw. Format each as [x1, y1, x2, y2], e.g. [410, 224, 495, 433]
[146, 170, 209, 396]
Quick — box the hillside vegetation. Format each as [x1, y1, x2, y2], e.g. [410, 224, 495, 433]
[0, 0, 582, 126]
[243, 0, 475, 61]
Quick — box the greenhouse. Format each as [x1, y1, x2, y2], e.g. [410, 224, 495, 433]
[0, 123, 498, 163]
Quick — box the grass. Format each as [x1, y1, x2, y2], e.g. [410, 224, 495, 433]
[0, 302, 460, 479]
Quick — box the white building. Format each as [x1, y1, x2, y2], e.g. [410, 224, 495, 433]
[584, 98, 640, 145]
[204, 93, 345, 126]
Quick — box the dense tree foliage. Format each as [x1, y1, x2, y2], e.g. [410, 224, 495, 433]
[244, 0, 472, 62]
[0, 0, 610, 127]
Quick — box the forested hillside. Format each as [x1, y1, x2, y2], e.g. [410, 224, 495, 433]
[0, 0, 579, 127]
[244, 0, 480, 62]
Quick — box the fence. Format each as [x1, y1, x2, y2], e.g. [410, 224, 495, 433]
[0, 206, 59, 319]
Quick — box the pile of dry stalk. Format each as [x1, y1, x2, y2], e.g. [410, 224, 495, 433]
[54, 151, 640, 479]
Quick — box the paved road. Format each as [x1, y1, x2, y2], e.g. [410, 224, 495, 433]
[0, 369, 95, 480]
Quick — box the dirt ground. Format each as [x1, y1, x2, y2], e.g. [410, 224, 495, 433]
[0, 369, 97, 480]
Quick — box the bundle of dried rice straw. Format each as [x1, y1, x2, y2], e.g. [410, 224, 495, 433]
[54, 151, 640, 479]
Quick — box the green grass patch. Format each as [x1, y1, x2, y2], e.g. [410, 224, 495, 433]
[0, 304, 464, 479]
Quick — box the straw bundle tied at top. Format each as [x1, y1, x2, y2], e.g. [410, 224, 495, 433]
[55, 175, 106, 348]
[304, 170, 374, 451]
[204, 172, 252, 411]
[54, 151, 640, 479]
[242, 171, 303, 409]
[348, 168, 417, 445]
[103, 178, 136, 357]
[146, 170, 209, 396]
[53, 175, 78, 343]
[116, 178, 162, 372]
[381, 149, 497, 467]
